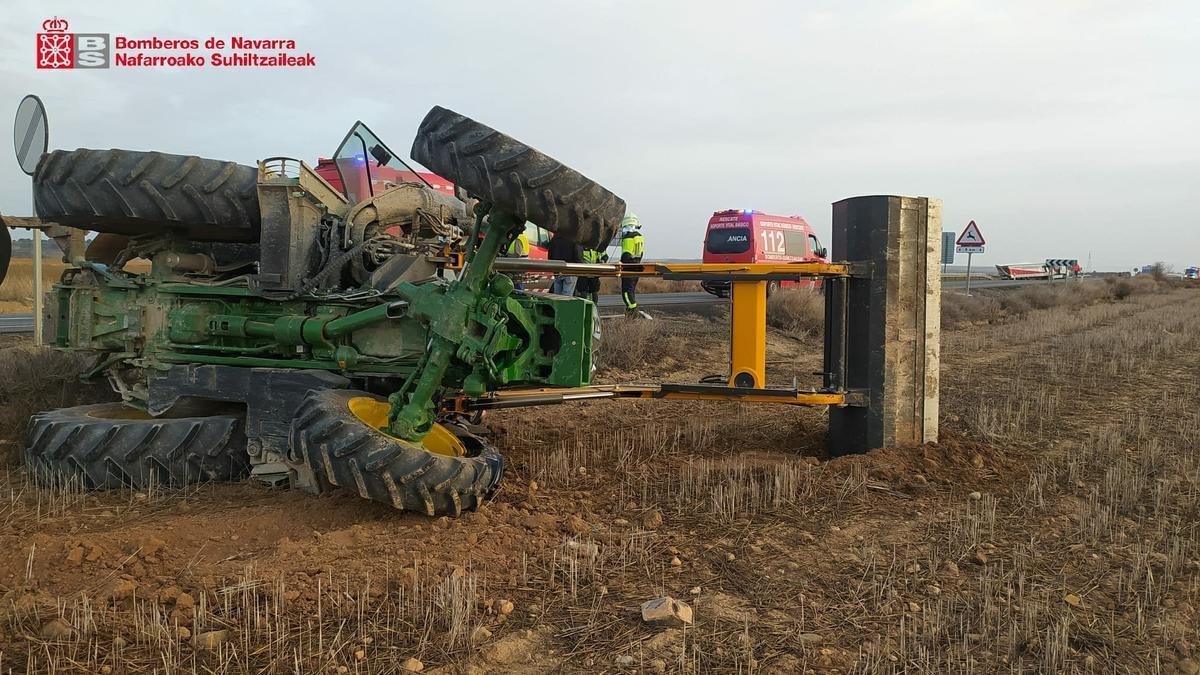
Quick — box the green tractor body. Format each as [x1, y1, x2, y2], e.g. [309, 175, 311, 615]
[20, 108, 625, 514]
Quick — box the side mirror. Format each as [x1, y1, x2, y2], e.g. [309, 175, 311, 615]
[815, 247, 828, 259]
[369, 143, 392, 166]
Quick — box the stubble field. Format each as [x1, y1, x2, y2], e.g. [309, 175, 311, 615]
[0, 279, 1197, 673]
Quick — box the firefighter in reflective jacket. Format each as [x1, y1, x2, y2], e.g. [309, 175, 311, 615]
[575, 248, 608, 303]
[507, 229, 530, 258]
[506, 227, 530, 290]
[619, 214, 644, 314]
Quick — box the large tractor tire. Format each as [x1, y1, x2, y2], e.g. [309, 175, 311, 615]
[33, 149, 260, 242]
[289, 389, 503, 516]
[25, 403, 249, 489]
[411, 106, 625, 250]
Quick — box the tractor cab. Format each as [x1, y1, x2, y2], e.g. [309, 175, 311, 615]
[314, 121, 456, 202]
[312, 122, 552, 269]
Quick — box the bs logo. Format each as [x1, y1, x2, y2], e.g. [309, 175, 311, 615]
[37, 17, 109, 69]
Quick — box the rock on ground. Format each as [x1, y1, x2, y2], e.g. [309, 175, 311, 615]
[195, 629, 230, 650]
[641, 596, 693, 627]
[40, 618, 74, 640]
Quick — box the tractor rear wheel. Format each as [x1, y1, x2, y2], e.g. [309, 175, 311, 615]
[411, 106, 625, 250]
[32, 148, 260, 242]
[289, 389, 503, 516]
[25, 403, 249, 489]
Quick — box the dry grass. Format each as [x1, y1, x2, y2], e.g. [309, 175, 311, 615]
[925, 289, 1200, 671]
[0, 259, 69, 313]
[940, 293, 1004, 327]
[598, 277, 703, 295]
[596, 317, 688, 372]
[0, 259, 66, 300]
[941, 277, 1165, 328]
[766, 288, 824, 337]
[2, 561, 488, 672]
[0, 346, 114, 464]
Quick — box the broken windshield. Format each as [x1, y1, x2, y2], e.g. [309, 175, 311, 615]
[332, 122, 433, 205]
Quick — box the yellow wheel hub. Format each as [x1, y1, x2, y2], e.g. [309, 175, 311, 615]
[347, 396, 465, 458]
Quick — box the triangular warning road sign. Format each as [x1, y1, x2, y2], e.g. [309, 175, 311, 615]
[957, 220, 986, 246]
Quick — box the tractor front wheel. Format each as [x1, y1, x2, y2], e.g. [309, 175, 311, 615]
[411, 106, 626, 250]
[289, 390, 503, 516]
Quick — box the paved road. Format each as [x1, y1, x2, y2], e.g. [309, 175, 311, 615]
[0, 278, 1068, 333]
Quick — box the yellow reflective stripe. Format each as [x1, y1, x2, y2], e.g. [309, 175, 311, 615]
[507, 233, 529, 256]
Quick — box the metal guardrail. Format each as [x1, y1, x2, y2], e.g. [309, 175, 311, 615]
[0, 313, 35, 335]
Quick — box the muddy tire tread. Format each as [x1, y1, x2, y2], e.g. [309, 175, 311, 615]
[24, 403, 249, 489]
[32, 148, 260, 242]
[411, 106, 625, 249]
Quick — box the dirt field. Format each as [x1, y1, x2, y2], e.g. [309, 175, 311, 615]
[1, 282, 1198, 673]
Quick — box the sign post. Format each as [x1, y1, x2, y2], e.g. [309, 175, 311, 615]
[13, 95, 49, 345]
[941, 231, 955, 274]
[955, 220, 986, 296]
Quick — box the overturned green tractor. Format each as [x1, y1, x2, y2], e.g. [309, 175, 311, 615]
[21, 107, 624, 515]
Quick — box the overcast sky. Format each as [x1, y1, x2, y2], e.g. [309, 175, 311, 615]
[2, 0, 1197, 270]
